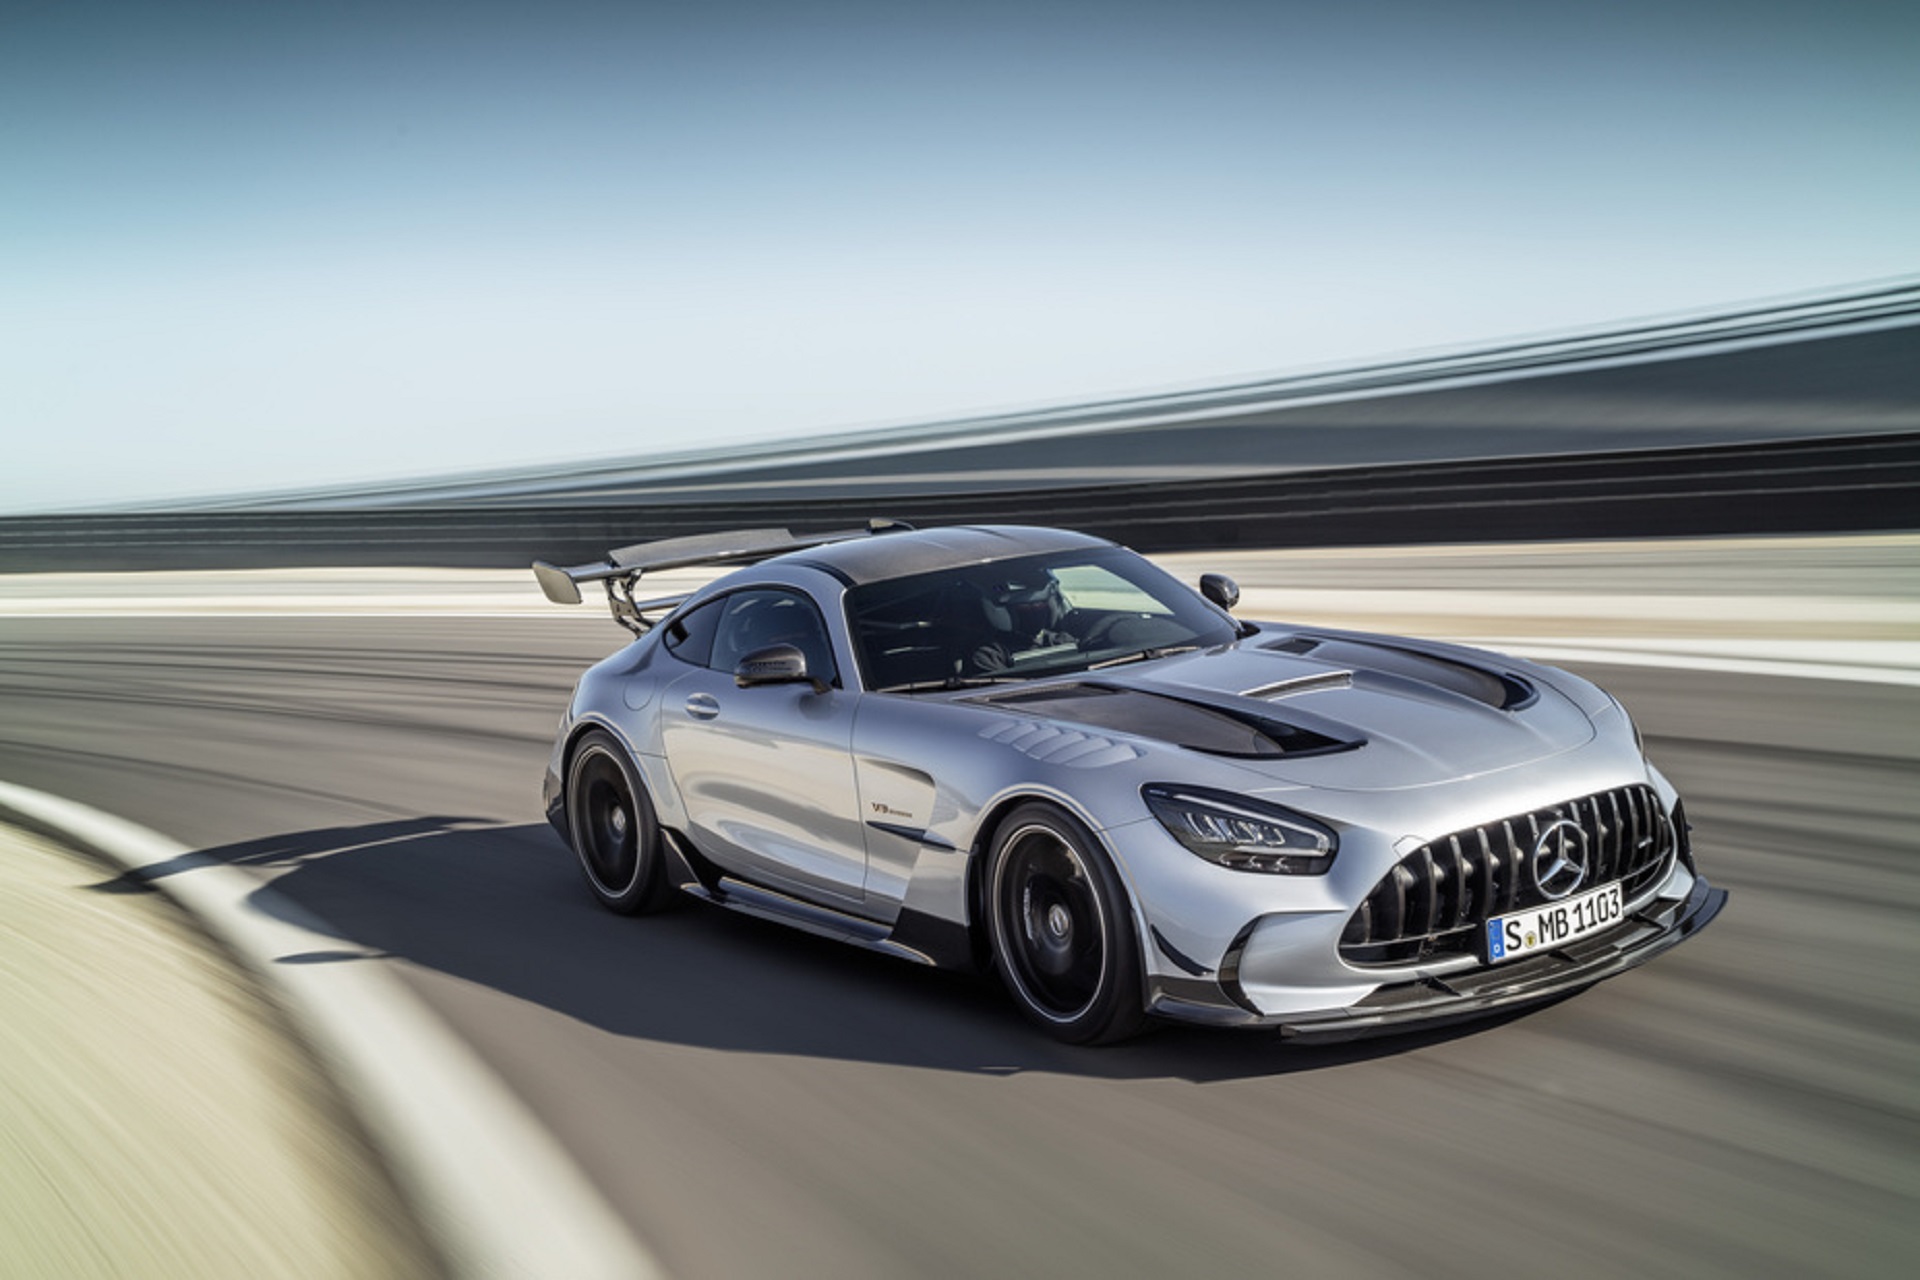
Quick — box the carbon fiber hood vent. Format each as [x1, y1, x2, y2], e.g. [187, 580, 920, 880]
[965, 682, 1359, 759]
[1117, 639, 1592, 789]
[1258, 634, 1536, 711]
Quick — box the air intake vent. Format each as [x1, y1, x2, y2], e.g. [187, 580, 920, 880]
[1339, 785, 1674, 967]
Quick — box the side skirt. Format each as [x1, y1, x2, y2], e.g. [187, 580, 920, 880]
[659, 829, 974, 970]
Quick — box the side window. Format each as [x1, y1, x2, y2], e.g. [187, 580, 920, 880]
[661, 598, 723, 667]
[709, 589, 839, 686]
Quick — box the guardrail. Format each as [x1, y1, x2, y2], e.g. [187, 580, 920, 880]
[4, 432, 1915, 572]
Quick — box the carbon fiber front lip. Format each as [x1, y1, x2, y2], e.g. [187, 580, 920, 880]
[1257, 875, 1727, 1039]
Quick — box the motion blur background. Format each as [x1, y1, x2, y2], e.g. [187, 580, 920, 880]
[3, 0, 1916, 514]
[1, 3, 1916, 1279]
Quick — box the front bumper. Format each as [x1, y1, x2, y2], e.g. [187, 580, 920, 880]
[1148, 874, 1727, 1037]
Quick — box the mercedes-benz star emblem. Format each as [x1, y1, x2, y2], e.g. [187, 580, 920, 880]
[1531, 818, 1591, 900]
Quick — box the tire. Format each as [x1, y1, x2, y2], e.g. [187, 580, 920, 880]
[564, 729, 674, 915]
[985, 802, 1148, 1044]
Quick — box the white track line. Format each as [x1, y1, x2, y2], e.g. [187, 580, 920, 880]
[0, 780, 660, 1280]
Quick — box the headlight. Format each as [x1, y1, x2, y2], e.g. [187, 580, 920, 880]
[1142, 784, 1337, 874]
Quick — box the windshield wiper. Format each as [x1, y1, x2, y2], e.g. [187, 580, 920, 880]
[1088, 644, 1200, 670]
[877, 674, 1028, 694]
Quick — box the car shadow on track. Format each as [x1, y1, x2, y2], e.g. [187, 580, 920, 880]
[171, 816, 1545, 1084]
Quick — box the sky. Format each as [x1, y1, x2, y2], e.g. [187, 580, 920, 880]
[2, 0, 1915, 513]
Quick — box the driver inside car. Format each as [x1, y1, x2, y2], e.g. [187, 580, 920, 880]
[968, 576, 1077, 673]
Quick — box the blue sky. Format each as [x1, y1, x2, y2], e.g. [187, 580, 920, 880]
[2, 1, 1915, 512]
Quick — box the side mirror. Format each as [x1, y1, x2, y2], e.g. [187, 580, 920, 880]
[1199, 573, 1239, 611]
[734, 643, 828, 693]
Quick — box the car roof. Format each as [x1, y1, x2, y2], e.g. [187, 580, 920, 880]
[781, 524, 1113, 587]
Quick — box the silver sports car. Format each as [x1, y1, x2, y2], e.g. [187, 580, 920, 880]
[535, 522, 1725, 1043]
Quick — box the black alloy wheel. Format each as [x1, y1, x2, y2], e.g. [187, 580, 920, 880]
[565, 729, 672, 914]
[986, 802, 1146, 1044]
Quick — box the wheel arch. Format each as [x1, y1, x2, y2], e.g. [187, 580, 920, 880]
[965, 790, 1153, 994]
[559, 714, 689, 834]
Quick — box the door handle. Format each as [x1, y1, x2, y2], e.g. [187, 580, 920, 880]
[685, 692, 721, 720]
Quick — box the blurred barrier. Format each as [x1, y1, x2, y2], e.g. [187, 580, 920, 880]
[3, 431, 1916, 571]
[173, 285, 1920, 513]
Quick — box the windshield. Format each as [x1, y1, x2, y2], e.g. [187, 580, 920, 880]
[846, 546, 1239, 692]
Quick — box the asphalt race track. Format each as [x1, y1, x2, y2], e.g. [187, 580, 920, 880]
[0, 612, 1914, 1278]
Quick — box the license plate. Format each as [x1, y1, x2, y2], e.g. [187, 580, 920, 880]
[1486, 881, 1623, 963]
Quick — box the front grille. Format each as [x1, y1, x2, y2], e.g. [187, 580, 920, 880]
[1339, 784, 1675, 967]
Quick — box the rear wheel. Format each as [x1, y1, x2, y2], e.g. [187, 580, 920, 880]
[986, 802, 1147, 1044]
[565, 730, 673, 915]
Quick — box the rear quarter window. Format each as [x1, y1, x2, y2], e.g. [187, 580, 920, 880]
[661, 598, 722, 667]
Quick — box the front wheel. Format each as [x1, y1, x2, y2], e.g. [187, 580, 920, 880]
[565, 729, 674, 915]
[985, 802, 1147, 1044]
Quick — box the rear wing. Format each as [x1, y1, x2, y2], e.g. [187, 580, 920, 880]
[532, 518, 913, 634]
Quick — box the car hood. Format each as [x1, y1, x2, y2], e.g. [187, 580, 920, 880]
[962, 632, 1595, 792]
